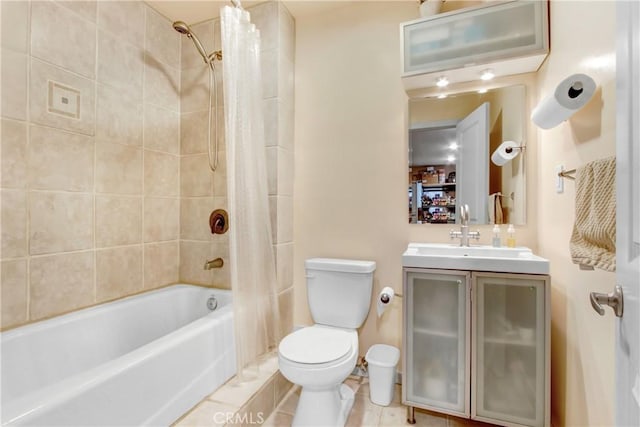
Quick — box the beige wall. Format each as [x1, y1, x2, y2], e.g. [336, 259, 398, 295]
[1, 0, 182, 329]
[294, 1, 538, 361]
[536, 2, 617, 426]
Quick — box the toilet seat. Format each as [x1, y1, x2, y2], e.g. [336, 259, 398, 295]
[279, 326, 353, 365]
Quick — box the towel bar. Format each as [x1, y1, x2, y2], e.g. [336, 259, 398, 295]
[558, 168, 576, 180]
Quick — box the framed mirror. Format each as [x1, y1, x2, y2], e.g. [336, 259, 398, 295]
[408, 85, 526, 225]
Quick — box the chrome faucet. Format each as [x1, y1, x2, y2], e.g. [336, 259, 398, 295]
[204, 258, 224, 270]
[449, 204, 480, 247]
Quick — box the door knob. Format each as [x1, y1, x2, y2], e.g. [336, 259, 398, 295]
[590, 285, 624, 317]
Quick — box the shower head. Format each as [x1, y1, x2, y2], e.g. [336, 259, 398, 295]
[173, 20, 211, 64]
[172, 21, 191, 35]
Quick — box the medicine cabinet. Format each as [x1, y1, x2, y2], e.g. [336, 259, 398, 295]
[401, 0, 549, 90]
[403, 268, 550, 427]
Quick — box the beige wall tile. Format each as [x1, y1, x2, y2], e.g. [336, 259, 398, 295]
[179, 240, 214, 285]
[31, 1, 96, 79]
[276, 196, 293, 244]
[1, 190, 27, 258]
[144, 197, 180, 242]
[212, 152, 227, 197]
[144, 104, 180, 154]
[144, 150, 179, 197]
[180, 111, 208, 154]
[261, 49, 278, 100]
[145, 6, 180, 69]
[1, 119, 27, 189]
[96, 245, 143, 302]
[96, 84, 143, 146]
[275, 243, 293, 292]
[250, 1, 278, 52]
[144, 56, 180, 112]
[1, 49, 28, 121]
[29, 125, 94, 192]
[180, 66, 209, 113]
[278, 55, 295, 104]
[29, 191, 94, 255]
[30, 251, 94, 320]
[181, 197, 214, 241]
[181, 21, 215, 70]
[1, 259, 28, 329]
[266, 147, 277, 196]
[181, 155, 213, 197]
[97, 30, 144, 96]
[58, 1, 97, 22]
[278, 288, 293, 338]
[279, 4, 295, 63]
[95, 195, 142, 247]
[144, 241, 179, 289]
[263, 98, 278, 147]
[1, 1, 29, 52]
[95, 142, 142, 195]
[30, 58, 96, 136]
[97, 1, 145, 48]
[277, 148, 293, 196]
[278, 96, 294, 151]
[211, 236, 230, 289]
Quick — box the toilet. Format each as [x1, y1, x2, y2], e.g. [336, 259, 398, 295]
[278, 258, 376, 427]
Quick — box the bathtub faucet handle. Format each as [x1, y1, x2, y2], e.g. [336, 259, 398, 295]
[204, 258, 224, 270]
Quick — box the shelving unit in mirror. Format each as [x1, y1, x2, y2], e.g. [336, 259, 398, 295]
[409, 164, 456, 224]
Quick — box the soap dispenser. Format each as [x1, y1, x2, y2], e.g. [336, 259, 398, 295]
[492, 224, 501, 247]
[506, 224, 516, 248]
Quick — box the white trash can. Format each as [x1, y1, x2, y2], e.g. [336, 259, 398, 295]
[365, 344, 400, 406]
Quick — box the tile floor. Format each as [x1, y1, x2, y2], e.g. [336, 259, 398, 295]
[263, 376, 495, 427]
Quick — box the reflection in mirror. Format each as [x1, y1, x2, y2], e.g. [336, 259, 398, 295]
[408, 85, 526, 225]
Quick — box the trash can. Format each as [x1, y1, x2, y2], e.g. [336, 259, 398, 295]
[365, 344, 400, 406]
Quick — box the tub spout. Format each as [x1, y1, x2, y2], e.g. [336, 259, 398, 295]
[204, 258, 224, 270]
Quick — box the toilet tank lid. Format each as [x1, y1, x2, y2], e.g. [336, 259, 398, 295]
[305, 258, 376, 273]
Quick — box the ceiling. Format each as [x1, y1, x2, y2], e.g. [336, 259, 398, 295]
[145, 0, 409, 24]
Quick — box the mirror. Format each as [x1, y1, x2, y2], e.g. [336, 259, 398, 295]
[408, 85, 526, 225]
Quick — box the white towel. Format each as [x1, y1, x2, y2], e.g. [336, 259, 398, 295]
[569, 157, 616, 272]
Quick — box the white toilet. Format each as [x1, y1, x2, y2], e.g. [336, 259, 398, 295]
[278, 258, 376, 427]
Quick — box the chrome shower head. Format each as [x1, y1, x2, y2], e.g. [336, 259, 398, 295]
[173, 20, 211, 64]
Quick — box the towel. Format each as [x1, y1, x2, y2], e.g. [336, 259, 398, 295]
[488, 193, 504, 224]
[570, 157, 616, 272]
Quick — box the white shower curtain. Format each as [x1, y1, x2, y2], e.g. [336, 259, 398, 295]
[220, 6, 280, 378]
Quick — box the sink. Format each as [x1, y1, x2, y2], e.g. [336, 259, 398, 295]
[402, 243, 549, 274]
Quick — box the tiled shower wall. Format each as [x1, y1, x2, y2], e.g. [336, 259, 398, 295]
[178, 1, 295, 338]
[1, 1, 182, 329]
[1, 0, 295, 335]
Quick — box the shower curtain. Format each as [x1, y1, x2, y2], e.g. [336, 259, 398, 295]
[220, 5, 280, 377]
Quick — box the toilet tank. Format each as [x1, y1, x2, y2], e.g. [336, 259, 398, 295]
[305, 258, 376, 329]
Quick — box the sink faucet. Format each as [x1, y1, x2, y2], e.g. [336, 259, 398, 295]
[204, 258, 224, 270]
[450, 204, 480, 247]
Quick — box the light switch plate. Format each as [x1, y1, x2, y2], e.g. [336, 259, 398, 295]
[47, 80, 80, 119]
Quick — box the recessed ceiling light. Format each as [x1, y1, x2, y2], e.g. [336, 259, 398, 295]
[436, 76, 449, 88]
[477, 88, 488, 94]
[447, 155, 456, 163]
[438, 94, 447, 99]
[481, 69, 495, 81]
[449, 142, 458, 150]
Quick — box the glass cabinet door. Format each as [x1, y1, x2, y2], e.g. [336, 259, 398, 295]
[402, 0, 548, 76]
[472, 273, 548, 427]
[404, 269, 470, 417]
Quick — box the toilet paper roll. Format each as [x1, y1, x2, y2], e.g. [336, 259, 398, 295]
[531, 73, 596, 129]
[377, 286, 395, 317]
[491, 140, 520, 166]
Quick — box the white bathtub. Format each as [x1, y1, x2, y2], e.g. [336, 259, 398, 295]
[1, 284, 235, 426]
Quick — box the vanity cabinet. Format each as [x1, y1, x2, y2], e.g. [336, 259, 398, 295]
[401, 0, 549, 90]
[403, 268, 550, 427]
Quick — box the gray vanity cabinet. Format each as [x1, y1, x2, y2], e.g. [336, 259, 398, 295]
[403, 268, 550, 427]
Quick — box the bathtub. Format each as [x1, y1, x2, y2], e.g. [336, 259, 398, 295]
[1, 284, 235, 426]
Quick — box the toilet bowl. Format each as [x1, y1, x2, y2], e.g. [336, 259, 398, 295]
[277, 258, 376, 427]
[278, 325, 358, 426]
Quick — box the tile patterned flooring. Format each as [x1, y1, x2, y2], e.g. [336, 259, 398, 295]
[263, 376, 495, 427]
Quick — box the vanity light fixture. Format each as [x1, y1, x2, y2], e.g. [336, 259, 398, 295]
[480, 69, 495, 81]
[477, 88, 488, 94]
[447, 155, 456, 163]
[436, 76, 449, 88]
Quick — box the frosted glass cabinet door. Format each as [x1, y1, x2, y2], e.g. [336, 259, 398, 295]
[472, 273, 549, 427]
[404, 269, 470, 417]
[402, 0, 548, 76]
